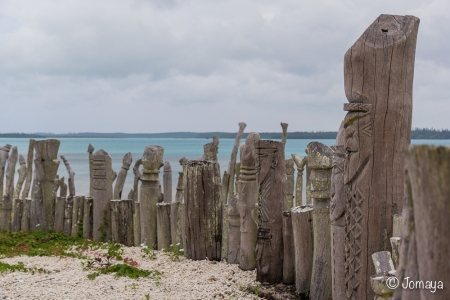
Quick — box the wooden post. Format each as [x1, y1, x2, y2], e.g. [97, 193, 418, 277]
[114, 152, 132, 200]
[92, 149, 113, 241]
[370, 251, 396, 299]
[394, 145, 450, 299]
[255, 140, 285, 284]
[137, 146, 164, 248]
[307, 142, 333, 300]
[0, 144, 11, 221]
[110, 199, 122, 243]
[60, 155, 75, 200]
[5, 146, 17, 197]
[330, 122, 346, 300]
[281, 122, 288, 144]
[227, 122, 247, 201]
[71, 196, 84, 237]
[63, 198, 73, 236]
[120, 199, 134, 246]
[238, 132, 259, 270]
[285, 158, 294, 210]
[21, 198, 31, 232]
[227, 195, 240, 264]
[282, 211, 294, 284]
[203, 136, 219, 162]
[34, 139, 60, 231]
[88, 144, 94, 197]
[12, 199, 23, 232]
[343, 14, 419, 299]
[55, 178, 66, 232]
[163, 161, 172, 203]
[170, 201, 181, 245]
[184, 160, 222, 261]
[292, 154, 307, 206]
[133, 200, 141, 246]
[83, 197, 93, 239]
[156, 202, 171, 250]
[292, 205, 314, 294]
[220, 169, 230, 261]
[234, 162, 241, 195]
[22, 139, 35, 200]
[13, 155, 27, 200]
[1, 194, 12, 231]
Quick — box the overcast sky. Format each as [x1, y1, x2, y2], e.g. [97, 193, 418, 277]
[0, 0, 449, 133]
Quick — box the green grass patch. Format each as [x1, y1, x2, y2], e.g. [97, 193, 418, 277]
[0, 261, 50, 274]
[0, 230, 103, 259]
[87, 263, 161, 280]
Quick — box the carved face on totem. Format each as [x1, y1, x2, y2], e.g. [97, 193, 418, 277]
[255, 147, 279, 186]
[343, 103, 372, 185]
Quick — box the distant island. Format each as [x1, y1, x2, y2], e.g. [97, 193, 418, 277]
[1, 128, 449, 139]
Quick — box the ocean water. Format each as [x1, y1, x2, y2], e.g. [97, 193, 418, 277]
[1, 138, 449, 205]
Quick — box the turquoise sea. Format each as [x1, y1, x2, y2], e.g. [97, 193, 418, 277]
[1, 138, 449, 205]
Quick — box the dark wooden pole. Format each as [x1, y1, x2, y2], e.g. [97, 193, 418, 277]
[183, 160, 222, 261]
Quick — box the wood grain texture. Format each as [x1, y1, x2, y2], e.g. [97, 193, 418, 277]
[21, 139, 35, 200]
[163, 161, 172, 203]
[183, 160, 222, 261]
[121, 199, 134, 246]
[238, 132, 259, 270]
[292, 154, 307, 206]
[292, 205, 314, 294]
[13, 155, 27, 200]
[227, 194, 240, 264]
[255, 140, 285, 284]
[343, 14, 419, 300]
[83, 197, 93, 240]
[282, 211, 294, 284]
[5, 146, 18, 197]
[21, 198, 31, 232]
[92, 149, 113, 241]
[60, 154, 76, 200]
[71, 196, 84, 237]
[157, 202, 171, 250]
[397, 145, 450, 299]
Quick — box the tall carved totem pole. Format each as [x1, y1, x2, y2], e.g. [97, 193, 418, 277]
[341, 14, 419, 299]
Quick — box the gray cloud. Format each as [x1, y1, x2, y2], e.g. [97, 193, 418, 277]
[0, 0, 449, 133]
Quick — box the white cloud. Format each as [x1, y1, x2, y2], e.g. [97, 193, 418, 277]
[0, 0, 449, 132]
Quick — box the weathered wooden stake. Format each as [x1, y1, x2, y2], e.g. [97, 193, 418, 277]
[1, 194, 12, 231]
[184, 160, 222, 261]
[255, 140, 285, 284]
[21, 198, 31, 232]
[121, 199, 134, 246]
[133, 200, 141, 246]
[343, 14, 419, 299]
[307, 142, 333, 300]
[227, 122, 247, 201]
[63, 198, 73, 236]
[88, 144, 94, 197]
[292, 154, 307, 206]
[285, 158, 294, 210]
[60, 155, 75, 200]
[156, 202, 171, 250]
[111, 199, 122, 243]
[34, 139, 60, 231]
[92, 149, 113, 241]
[114, 152, 132, 200]
[203, 136, 219, 162]
[330, 122, 346, 300]
[54, 178, 67, 232]
[291, 205, 314, 294]
[220, 169, 230, 261]
[71, 196, 84, 237]
[163, 161, 172, 203]
[21, 139, 35, 200]
[170, 201, 182, 246]
[282, 211, 295, 284]
[137, 146, 164, 248]
[13, 155, 27, 200]
[82, 197, 93, 240]
[281, 122, 288, 144]
[238, 132, 259, 270]
[227, 195, 240, 264]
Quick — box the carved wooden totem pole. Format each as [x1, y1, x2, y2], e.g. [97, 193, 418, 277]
[254, 140, 285, 284]
[137, 146, 164, 248]
[92, 149, 113, 241]
[331, 122, 347, 300]
[238, 132, 260, 270]
[343, 14, 419, 299]
[34, 139, 60, 231]
[307, 142, 333, 300]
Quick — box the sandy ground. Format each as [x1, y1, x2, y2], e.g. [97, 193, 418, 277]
[0, 246, 259, 300]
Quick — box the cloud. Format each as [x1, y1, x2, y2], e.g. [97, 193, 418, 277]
[0, 0, 449, 132]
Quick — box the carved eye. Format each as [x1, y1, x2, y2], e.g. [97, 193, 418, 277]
[381, 29, 388, 33]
